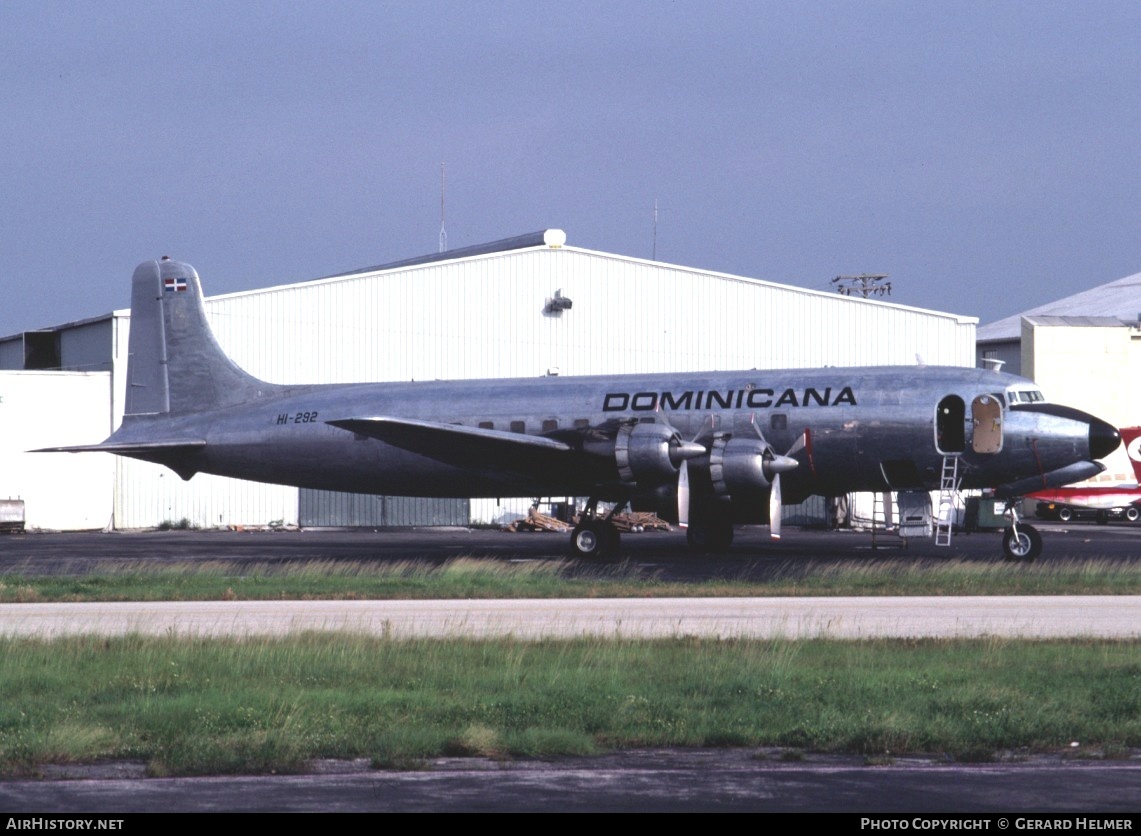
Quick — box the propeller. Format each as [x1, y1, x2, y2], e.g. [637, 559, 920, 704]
[766, 441, 800, 539]
[675, 417, 810, 539]
[672, 434, 705, 530]
[671, 418, 811, 539]
[756, 423, 809, 540]
[675, 417, 717, 529]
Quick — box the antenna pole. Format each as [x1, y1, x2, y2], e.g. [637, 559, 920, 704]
[652, 198, 658, 261]
[438, 162, 448, 253]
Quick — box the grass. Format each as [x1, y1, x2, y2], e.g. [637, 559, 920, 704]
[1, 556, 1139, 602]
[0, 634, 1135, 777]
[2, 558, 1134, 777]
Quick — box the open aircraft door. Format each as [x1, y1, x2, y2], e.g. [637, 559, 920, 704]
[936, 394, 1003, 456]
[971, 395, 1002, 454]
[935, 395, 966, 454]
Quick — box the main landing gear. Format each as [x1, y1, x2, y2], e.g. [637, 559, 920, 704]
[1001, 502, 1042, 562]
[569, 497, 623, 560]
[684, 511, 734, 553]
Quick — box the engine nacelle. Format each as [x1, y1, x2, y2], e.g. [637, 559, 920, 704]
[615, 422, 685, 484]
[709, 435, 774, 499]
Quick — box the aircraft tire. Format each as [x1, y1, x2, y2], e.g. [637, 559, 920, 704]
[569, 521, 617, 560]
[602, 523, 621, 555]
[1126, 506, 1140, 523]
[1002, 524, 1042, 562]
[685, 519, 734, 553]
[1057, 507, 1073, 522]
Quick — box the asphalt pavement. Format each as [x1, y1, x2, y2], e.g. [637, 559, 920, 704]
[1, 520, 1139, 579]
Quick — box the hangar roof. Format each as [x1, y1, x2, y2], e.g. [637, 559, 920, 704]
[1022, 315, 1128, 328]
[323, 230, 562, 277]
[978, 270, 1141, 342]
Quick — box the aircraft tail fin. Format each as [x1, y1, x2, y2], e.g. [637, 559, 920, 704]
[1119, 426, 1141, 483]
[125, 258, 278, 418]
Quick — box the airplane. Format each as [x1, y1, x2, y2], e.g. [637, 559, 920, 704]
[38, 257, 1121, 562]
[1029, 427, 1141, 523]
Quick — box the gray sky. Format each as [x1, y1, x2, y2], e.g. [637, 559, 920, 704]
[2, 0, 1138, 338]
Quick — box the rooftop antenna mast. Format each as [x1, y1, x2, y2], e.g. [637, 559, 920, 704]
[652, 197, 669, 260]
[438, 162, 448, 253]
[831, 273, 891, 298]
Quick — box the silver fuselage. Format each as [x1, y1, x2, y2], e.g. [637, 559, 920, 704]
[114, 364, 1108, 505]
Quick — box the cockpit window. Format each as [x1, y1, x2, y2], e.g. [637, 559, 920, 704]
[1006, 388, 1045, 404]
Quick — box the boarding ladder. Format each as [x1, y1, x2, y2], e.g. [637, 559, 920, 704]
[935, 455, 962, 547]
[870, 491, 895, 551]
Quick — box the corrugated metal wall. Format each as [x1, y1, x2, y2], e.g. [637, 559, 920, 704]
[0, 337, 24, 370]
[299, 491, 469, 527]
[113, 458, 299, 530]
[206, 247, 975, 385]
[104, 243, 976, 529]
[60, 320, 113, 372]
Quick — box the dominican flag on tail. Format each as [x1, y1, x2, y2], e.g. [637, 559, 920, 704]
[164, 276, 188, 292]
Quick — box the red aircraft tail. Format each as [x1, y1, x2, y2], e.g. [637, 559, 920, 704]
[1120, 427, 1141, 483]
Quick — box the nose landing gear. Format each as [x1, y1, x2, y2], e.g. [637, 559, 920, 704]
[1001, 502, 1042, 562]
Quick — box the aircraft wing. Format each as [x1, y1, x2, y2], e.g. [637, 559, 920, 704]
[325, 416, 574, 476]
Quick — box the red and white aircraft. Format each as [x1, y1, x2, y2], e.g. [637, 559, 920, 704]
[1031, 427, 1141, 522]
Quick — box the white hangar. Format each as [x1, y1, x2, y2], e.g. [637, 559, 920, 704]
[2, 230, 979, 530]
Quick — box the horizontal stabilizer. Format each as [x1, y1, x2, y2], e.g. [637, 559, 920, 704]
[32, 438, 208, 481]
[327, 416, 571, 474]
[32, 440, 207, 455]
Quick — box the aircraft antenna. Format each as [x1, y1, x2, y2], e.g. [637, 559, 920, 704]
[652, 198, 669, 260]
[438, 162, 448, 253]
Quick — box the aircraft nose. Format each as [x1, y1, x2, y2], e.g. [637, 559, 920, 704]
[1090, 419, 1121, 461]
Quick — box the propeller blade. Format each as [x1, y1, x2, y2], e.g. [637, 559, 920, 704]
[676, 420, 712, 531]
[769, 473, 782, 539]
[786, 429, 816, 476]
[677, 459, 690, 529]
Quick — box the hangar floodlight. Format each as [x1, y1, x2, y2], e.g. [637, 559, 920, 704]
[544, 289, 573, 315]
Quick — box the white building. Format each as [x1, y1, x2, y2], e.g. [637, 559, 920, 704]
[2, 230, 978, 530]
[0, 371, 114, 530]
[977, 270, 1141, 485]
